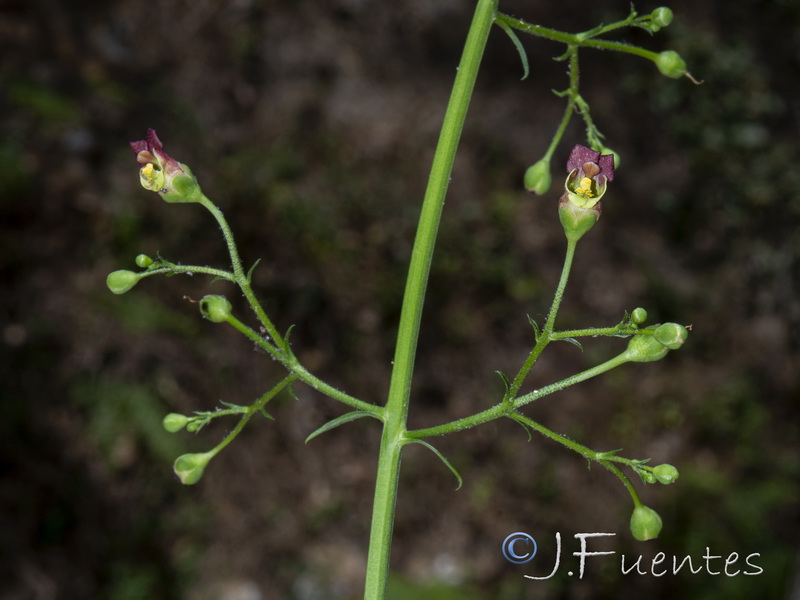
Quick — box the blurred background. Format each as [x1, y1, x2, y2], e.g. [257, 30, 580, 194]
[1, 0, 799, 598]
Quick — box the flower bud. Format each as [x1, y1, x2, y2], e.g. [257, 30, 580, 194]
[106, 270, 141, 295]
[624, 334, 670, 363]
[173, 452, 214, 485]
[523, 158, 552, 195]
[651, 7, 674, 29]
[631, 307, 648, 325]
[199, 295, 233, 323]
[654, 322, 688, 350]
[630, 505, 663, 541]
[135, 254, 154, 268]
[186, 420, 203, 433]
[654, 50, 687, 79]
[652, 463, 679, 485]
[162, 413, 190, 433]
[640, 470, 658, 484]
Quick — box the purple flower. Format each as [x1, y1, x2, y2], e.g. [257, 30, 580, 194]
[563, 144, 615, 209]
[130, 129, 199, 201]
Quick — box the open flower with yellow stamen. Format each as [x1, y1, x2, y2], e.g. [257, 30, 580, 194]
[564, 144, 615, 209]
[558, 144, 616, 241]
[130, 129, 201, 203]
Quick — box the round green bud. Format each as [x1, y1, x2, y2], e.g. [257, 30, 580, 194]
[173, 452, 213, 485]
[199, 295, 233, 323]
[523, 158, 552, 195]
[106, 270, 141, 295]
[652, 463, 680, 485]
[640, 470, 658, 484]
[651, 7, 674, 28]
[162, 413, 190, 433]
[654, 322, 689, 350]
[624, 334, 670, 363]
[631, 307, 648, 325]
[630, 505, 663, 541]
[655, 50, 687, 79]
[186, 420, 202, 433]
[135, 254, 154, 268]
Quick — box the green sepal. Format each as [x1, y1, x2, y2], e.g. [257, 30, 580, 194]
[305, 411, 379, 444]
[407, 440, 463, 490]
[559, 195, 601, 242]
[161, 165, 202, 203]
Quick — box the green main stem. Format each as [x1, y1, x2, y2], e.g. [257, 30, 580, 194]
[363, 0, 497, 597]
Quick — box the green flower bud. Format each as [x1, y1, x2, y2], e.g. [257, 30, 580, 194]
[106, 270, 141, 295]
[651, 7, 674, 29]
[162, 413, 190, 433]
[186, 420, 202, 433]
[640, 470, 658, 484]
[135, 254, 154, 268]
[199, 295, 233, 323]
[630, 505, 663, 541]
[655, 50, 687, 79]
[652, 463, 680, 485]
[524, 158, 552, 195]
[631, 307, 648, 325]
[624, 334, 670, 363]
[173, 452, 214, 485]
[654, 322, 688, 350]
[559, 194, 601, 242]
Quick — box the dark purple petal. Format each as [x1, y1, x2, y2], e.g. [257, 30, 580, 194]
[130, 139, 148, 154]
[566, 145, 601, 173]
[145, 128, 163, 152]
[597, 153, 615, 181]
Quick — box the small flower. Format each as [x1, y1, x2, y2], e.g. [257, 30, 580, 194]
[563, 144, 615, 209]
[130, 129, 201, 203]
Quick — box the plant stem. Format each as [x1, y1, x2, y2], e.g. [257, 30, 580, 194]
[505, 237, 577, 401]
[198, 195, 287, 354]
[363, 0, 497, 597]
